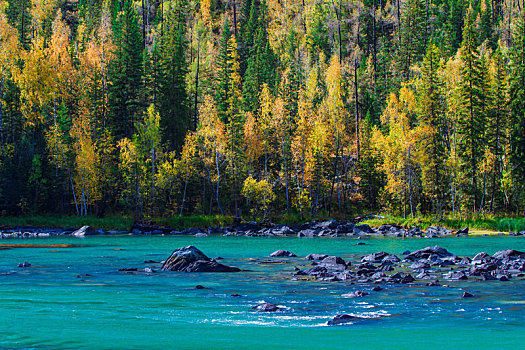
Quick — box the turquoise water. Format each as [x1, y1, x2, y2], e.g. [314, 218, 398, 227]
[1, 235, 525, 349]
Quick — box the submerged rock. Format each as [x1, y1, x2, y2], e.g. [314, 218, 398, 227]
[327, 314, 365, 325]
[161, 246, 240, 272]
[252, 303, 281, 312]
[17, 262, 31, 267]
[343, 290, 369, 298]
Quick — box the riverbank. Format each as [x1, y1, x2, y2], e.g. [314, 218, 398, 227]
[0, 214, 523, 237]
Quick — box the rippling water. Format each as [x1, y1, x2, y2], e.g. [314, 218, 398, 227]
[1, 235, 524, 349]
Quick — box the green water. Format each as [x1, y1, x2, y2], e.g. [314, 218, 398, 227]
[1, 235, 524, 349]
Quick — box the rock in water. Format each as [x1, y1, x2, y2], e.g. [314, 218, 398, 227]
[456, 227, 469, 236]
[252, 303, 280, 312]
[270, 250, 297, 257]
[492, 249, 525, 260]
[161, 246, 240, 272]
[327, 314, 364, 326]
[306, 254, 328, 260]
[17, 262, 31, 267]
[71, 226, 97, 237]
[462, 292, 474, 298]
[343, 290, 369, 298]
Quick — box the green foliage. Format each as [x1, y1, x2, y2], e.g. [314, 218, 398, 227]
[158, 1, 191, 151]
[361, 214, 525, 233]
[508, 13, 525, 211]
[457, 7, 487, 211]
[0, 0, 524, 222]
[6, 0, 32, 49]
[108, 0, 144, 139]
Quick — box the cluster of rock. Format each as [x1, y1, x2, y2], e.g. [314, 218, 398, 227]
[2, 218, 524, 239]
[0, 225, 128, 239]
[221, 220, 467, 238]
[288, 245, 525, 284]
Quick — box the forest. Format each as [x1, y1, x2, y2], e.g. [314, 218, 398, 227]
[0, 0, 524, 223]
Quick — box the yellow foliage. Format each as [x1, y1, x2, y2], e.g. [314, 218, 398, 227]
[244, 112, 263, 163]
[241, 175, 275, 219]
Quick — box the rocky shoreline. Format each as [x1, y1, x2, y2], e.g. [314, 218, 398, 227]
[2, 218, 524, 239]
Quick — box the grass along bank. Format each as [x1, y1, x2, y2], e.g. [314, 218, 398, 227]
[0, 213, 523, 235]
[0, 215, 233, 232]
[360, 215, 525, 234]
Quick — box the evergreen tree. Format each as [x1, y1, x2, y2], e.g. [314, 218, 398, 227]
[216, 18, 232, 123]
[479, 0, 494, 47]
[443, 0, 467, 54]
[6, 0, 32, 49]
[418, 41, 447, 216]
[509, 14, 525, 213]
[357, 113, 383, 209]
[457, 7, 486, 212]
[241, 0, 277, 112]
[107, 0, 144, 139]
[159, 2, 191, 152]
[398, 0, 427, 79]
[486, 45, 508, 212]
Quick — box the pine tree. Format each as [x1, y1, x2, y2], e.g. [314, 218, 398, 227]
[457, 6, 486, 212]
[357, 113, 383, 209]
[418, 42, 447, 216]
[216, 18, 232, 123]
[225, 34, 245, 216]
[6, 0, 32, 49]
[107, 0, 144, 139]
[241, 0, 277, 113]
[159, 2, 190, 152]
[509, 14, 525, 213]
[486, 44, 508, 212]
[398, 0, 427, 79]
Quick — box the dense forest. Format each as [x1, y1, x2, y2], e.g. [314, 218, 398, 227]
[0, 0, 524, 222]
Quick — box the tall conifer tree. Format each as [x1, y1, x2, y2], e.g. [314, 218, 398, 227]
[458, 6, 486, 212]
[108, 0, 144, 139]
[159, 2, 190, 152]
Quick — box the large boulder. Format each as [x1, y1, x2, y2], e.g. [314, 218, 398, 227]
[297, 229, 319, 238]
[456, 227, 469, 236]
[235, 221, 260, 232]
[269, 225, 295, 236]
[404, 246, 455, 261]
[71, 226, 98, 236]
[161, 246, 240, 272]
[361, 251, 390, 263]
[354, 224, 375, 234]
[312, 219, 339, 230]
[306, 253, 329, 261]
[492, 249, 525, 260]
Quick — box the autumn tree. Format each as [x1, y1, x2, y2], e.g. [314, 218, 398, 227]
[375, 87, 419, 217]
